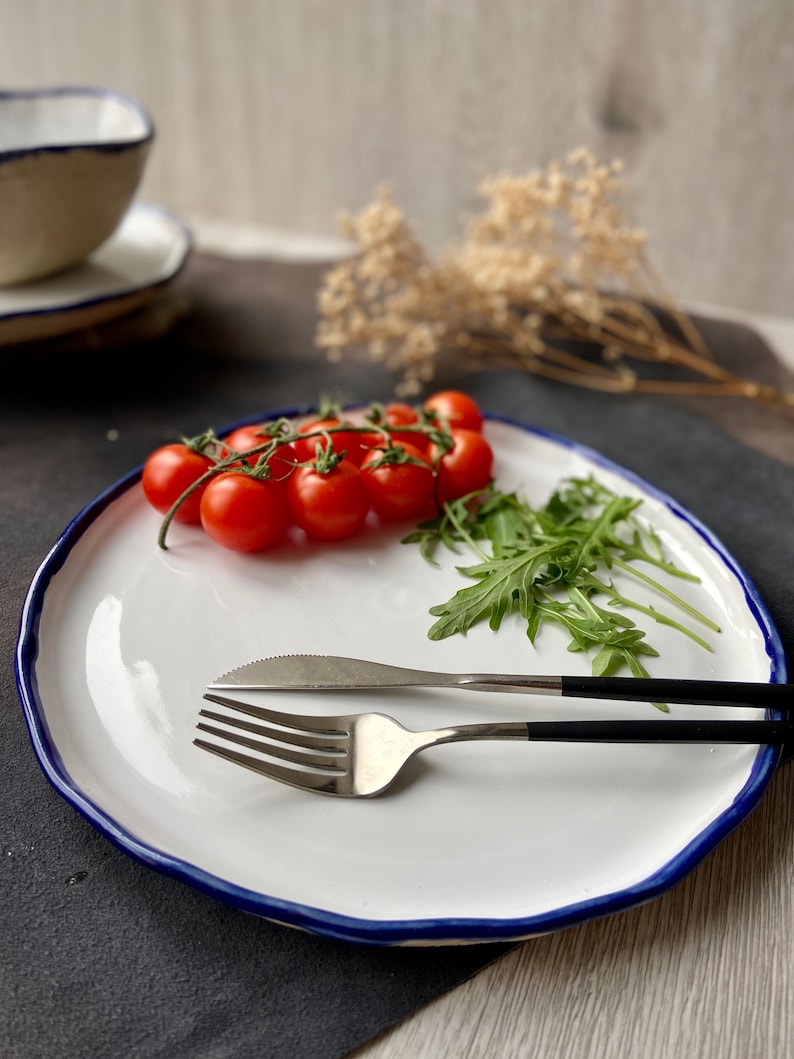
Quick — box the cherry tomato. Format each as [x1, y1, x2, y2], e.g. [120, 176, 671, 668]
[199, 473, 290, 552]
[432, 428, 494, 503]
[287, 460, 370, 541]
[292, 417, 368, 466]
[224, 424, 272, 454]
[224, 425, 299, 485]
[424, 390, 484, 432]
[360, 442, 436, 521]
[382, 402, 420, 429]
[142, 443, 213, 524]
[361, 402, 429, 453]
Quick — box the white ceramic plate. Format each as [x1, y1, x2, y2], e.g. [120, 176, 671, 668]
[0, 201, 190, 346]
[15, 415, 786, 945]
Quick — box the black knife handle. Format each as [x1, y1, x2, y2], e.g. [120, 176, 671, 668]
[561, 676, 790, 710]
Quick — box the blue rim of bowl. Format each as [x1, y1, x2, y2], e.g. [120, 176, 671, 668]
[13, 409, 788, 946]
[0, 84, 154, 164]
[0, 202, 192, 324]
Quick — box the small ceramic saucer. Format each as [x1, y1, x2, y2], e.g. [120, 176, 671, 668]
[0, 202, 191, 347]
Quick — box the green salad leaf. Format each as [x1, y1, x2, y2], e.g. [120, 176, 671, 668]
[403, 476, 720, 704]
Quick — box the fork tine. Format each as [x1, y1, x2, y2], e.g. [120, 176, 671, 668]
[194, 738, 343, 794]
[196, 720, 346, 770]
[203, 692, 349, 735]
[199, 707, 345, 753]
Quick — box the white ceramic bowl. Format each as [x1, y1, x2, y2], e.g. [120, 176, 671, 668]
[0, 86, 153, 287]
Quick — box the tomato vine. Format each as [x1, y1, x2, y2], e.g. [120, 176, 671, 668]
[142, 393, 487, 552]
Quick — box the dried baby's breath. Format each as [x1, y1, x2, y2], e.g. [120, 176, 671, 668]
[316, 150, 794, 408]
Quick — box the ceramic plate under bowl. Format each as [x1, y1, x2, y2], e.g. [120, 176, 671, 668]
[0, 201, 190, 346]
[15, 414, 786, 945]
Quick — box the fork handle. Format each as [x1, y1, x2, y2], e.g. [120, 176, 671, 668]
[518, 719, 793, 743]
[429, 718, 794, 745]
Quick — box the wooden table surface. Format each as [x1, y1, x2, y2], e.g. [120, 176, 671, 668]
[349, 312, 794, 1059]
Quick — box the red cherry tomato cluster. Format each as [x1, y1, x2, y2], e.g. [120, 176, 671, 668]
[141, 392, 493, 553]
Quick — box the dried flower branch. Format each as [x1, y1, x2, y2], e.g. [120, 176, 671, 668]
[316, 149, 794, 410]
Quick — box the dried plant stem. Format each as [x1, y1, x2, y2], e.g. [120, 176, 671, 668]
[460, 333, 621, 380]
[452, 333, 791, 402]
[636, 255, 716, 364]
[547, 313, 734, 380]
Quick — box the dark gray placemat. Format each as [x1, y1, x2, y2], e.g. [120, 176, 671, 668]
[2, 262, 792, 1059]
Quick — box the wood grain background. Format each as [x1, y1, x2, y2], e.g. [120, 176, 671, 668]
[2, 0, 793, 315]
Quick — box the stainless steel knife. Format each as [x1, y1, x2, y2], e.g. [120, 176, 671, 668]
[207, 654, 791, 708]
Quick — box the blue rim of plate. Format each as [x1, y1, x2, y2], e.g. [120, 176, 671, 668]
[0, 85, 154, 164]
[14, 410, 788, 946]
[0, 202, 192, 325]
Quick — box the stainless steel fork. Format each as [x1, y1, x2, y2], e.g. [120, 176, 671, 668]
[196, 693, 794, 798]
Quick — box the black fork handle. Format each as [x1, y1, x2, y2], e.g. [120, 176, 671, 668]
[525, 719, 793, 744]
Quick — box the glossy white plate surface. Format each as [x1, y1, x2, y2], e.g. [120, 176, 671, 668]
[16, 416, 786, 945]
[0, 202, 190, 345]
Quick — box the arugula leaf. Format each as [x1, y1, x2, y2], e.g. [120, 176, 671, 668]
[427, 543, 557, 638]
[403, 476, 719, 685]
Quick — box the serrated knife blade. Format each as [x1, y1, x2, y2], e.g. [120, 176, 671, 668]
[206, 655, 792, 708]
[206, 654, 552, 693]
